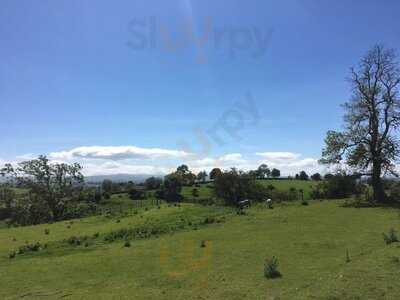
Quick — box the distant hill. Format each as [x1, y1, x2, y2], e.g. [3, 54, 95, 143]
[85, 174, 163, 184]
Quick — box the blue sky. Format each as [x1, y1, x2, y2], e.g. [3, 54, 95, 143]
[1, 0, 400, 175]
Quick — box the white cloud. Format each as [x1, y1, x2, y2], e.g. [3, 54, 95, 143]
[10, 147, 327, 177]
[81, 161, 172, 176]
[255, 152, 325, 176]
[187, 153, 248, 173]
[256, 152, 301, 162]
[49, 146, 191, 161]
[219, 153, 246, 163]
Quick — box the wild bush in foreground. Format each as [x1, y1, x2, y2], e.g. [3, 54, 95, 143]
[17, 242, 42, 255]
[383, 228, 399, 245]
[301, 200, 309, 206]
[66, 235, 89, 246]
[264, 256, 281, 279]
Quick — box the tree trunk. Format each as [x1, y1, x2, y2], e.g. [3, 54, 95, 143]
[371, 160, 386, 203]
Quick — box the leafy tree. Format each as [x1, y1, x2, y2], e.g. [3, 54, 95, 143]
[128, 187, 145, 200]
[299, 171, 309, 181]
[102, 179, 113, 194]
[257, 164, 271, 179]
[311, 173, 322, 181]
[192, 188, 199, 197]
[163, 173, 183, 202]
[0, 184, 15, 211]
[1, 156, 84, 220]
[271, 168, 281, 178]
[320, 45, 400, 203]
[314, 173, 359, 199]
[176, 164, 189, 174]
[209, 168, 222, 180]
[214, 169, 266, 205]
[94, 188, 102, 203]
[176, 165, 196, 186]
[197, 171, 208, 183]
[144, 176, 162, 190]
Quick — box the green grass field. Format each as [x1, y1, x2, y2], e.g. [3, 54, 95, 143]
[1, 199, 400, 299]
[258, 179, 317, 199]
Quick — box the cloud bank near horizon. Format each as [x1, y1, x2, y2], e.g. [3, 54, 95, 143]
[4, 145, 326, 177]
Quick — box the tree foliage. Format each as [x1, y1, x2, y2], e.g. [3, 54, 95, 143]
[1, 156, 84, 221]
[209, 168, 222, 180]
[271, 168, 281, 178]
[320, 45, 400, 202]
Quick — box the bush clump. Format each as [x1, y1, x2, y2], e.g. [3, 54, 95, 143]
[264, 256, 281, 279]
[18, 242, 43, 255]
[383, 228, 399, 245]
[66, 235, 88, 246]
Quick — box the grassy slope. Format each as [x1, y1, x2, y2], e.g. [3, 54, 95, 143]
[0, 201, 400, 299]
[181, 180, 317, 201]
[259, 179, 317, 199]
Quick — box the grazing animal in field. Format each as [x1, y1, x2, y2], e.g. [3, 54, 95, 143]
[237, 199, 251, 209]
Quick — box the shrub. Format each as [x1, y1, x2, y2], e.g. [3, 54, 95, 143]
[18, 242, 42, 255]
[192, 188, 199, 197]
[66, 235, 88, 246]
[128, 188, 145, 200]
[197, 198, 216, 206]
[314, 173, 360, 199]
[145, 177, 162, 190]
[214, 169, 267, 206]
[264, 256, 281, 279]
[388, 182, 400, 202]
[346, 249, 351, 263]
[383, 228, 399, 245]
[301, 200, 309, 206]
[124, 240, 131, 248]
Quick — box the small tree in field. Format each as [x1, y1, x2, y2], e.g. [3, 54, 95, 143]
[271, 168, 281, 178]
[197, 171, 207, 183]
[320, 45, 400, 203]
[299, 171, 309, 181]
[144, 176, 162, 190]
[209, 168, 222, 180]
[162, 173, 183, 202]
[257, 164, 271, 179]
[1, 156, 84, 220]
[311, 173, 322, 181]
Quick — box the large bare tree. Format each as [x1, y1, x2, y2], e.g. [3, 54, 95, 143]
[320, 45, 400, 202]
